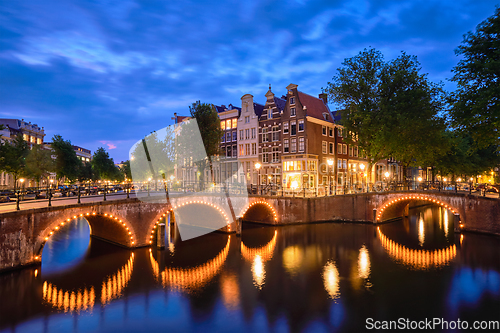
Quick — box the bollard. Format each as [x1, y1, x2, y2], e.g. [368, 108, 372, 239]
[236, 217, 242, 237]
[77, 189, 81, 204]
[157, 223, 166, 249]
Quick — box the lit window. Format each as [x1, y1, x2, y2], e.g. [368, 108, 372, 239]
[221, 121, 225, 130]
[232, 119, 237, 128]
[226, 119, 231, 129]
[298, 119, 304, 132]
[239, 144, 244, 156]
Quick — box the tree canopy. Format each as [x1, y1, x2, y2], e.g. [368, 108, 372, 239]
[0, 134, 29, 191]
[324, 48, 447, 180]
[450, 6, 500, 148]
[51, 134, 81, 182]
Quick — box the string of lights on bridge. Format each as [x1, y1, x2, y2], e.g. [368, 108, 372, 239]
[377, 195, 459, 224]
[36, 212, 136, 262]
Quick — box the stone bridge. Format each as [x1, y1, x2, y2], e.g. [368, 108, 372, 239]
[0, 191, 498, 272]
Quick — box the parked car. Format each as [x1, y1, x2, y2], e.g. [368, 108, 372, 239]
[0, 195, 10, 203]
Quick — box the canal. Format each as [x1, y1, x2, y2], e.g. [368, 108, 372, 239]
[1, 204, 499, 332]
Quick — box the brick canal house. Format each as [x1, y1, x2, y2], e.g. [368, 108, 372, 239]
[258, 85, 287, 189]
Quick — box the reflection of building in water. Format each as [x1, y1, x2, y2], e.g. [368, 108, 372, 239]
[377, 228, 456, 269]
[42, 253, 134, 312]
[282, 245, 303, 277]
[220, 272, 240, 310]
[323, 261, 340, 300]
[241, 230, 277, 289]
[150, 236, 231, 292]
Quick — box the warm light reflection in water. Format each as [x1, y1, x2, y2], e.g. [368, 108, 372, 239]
[101, 253, 134, 305]
[283, 246, 303, 277]
[378, 228, 456, 269]
[241, 230, 277, 263]
[241, 230, 277, 289]
[150, 236, 231, 292]
[220, 272, 240, 309]
[358, 245, 370, 280]
[252, 255, 265, 289]
[41, 252, 134, 312]
[444, 209, 449, 238]
[418, 214, 425, 246]
[322, 261, 340, 300]
[43, 283, 95, 313]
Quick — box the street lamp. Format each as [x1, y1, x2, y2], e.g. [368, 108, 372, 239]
[255, 162, 261, 194]
[327, 159, 334, 195]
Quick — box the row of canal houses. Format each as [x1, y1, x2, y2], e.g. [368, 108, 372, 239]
[178, 83, 401, 192]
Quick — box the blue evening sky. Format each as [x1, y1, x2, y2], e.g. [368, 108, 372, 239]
[1, 0, 498, 162]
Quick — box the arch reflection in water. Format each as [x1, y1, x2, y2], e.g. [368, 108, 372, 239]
[150, 236, 231, 292]
[377, 228, 457, 269]
[323, 261, 340, 300]
[42, 282, 95, 313]
[42, 252, 135, 313]
[101, 253, 135, 305]
[241, 230, 278, 289]
[41, 217, 90, 275]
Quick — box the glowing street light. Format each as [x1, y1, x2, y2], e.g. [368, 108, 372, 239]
[255, 162, 262, 194]
[417, 177, 422, 182]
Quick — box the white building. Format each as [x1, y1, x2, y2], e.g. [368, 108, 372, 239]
[237, 94, 264, 185]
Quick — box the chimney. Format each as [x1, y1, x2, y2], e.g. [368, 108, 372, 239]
[319, 93, 328, 104]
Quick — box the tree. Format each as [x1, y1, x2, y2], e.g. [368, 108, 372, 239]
[24, 144, 54, 187]
[324, 49, 447, 184]
[187, 101, 223, 189]
[324, 48, 387, 182]
[121, 160, 132, 180]
[378, 52, 448, 171]
[92, 147, 120, 181]
[0, 134, 29, 191]
[51, 135, 81, 183]
[450, 7, 500, 148]
[78, 161, 95, 182]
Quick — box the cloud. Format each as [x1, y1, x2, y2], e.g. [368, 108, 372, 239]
[1, 0, 499, 163]
[100, 140, 117, 150]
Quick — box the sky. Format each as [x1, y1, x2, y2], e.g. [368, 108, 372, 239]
[1, 0, 499, 162]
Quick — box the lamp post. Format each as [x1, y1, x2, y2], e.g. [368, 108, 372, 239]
[384, 171, 390, 191]
[327, 159, 333, 195]
[16, 178, 25, 210]
[359, 163, 365, 193]
[255, 162, 261, 195]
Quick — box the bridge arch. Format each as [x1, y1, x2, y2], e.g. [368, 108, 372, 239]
[147, 200, 231, 244]
[239, 200, 278, 224]
[376, 194, 461, 227]
[35, 211, 138, 260]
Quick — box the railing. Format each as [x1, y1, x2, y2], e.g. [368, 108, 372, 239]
[2, 180, 498, 212]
